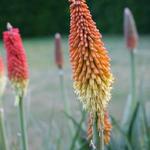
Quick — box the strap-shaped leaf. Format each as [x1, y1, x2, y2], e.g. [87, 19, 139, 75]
[111, 116, 133, 150]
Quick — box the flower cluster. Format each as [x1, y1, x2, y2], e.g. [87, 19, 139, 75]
[69, 0, 114, 143]
[3, 25, 29, 100]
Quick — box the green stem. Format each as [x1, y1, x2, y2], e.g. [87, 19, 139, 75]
[130, 50, 136, 105]
[59, 69, 69, 112]
[0, 108, 8, 150]
[100, 123, 104, 150]
[58, 69, 74, 145]
[111, 116, 133, 150]
[127, 50, 136, 139]
[93, 113, 104, 150]
[18, 96, 28, 150]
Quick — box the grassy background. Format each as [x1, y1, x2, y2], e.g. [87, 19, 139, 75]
[0, 35, 150, 149]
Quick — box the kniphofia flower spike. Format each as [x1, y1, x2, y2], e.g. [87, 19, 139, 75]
[69, 0, 114, 119]
[3, 23, 29, 104]
[69, 0, 114, 144]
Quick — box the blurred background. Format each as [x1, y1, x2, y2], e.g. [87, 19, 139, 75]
[0, 0, 150, 150]
[0, 0, 150, 36]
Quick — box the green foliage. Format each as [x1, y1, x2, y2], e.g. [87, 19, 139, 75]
[0, 0, 69, 37]
[0, 0, 150, 37]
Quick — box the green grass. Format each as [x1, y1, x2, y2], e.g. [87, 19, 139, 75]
[0, 35, 150, 149]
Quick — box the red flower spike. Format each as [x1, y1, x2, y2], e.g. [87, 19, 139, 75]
[3, 23, 29, 101]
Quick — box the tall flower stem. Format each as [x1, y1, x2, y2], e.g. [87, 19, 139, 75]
[0, 108, 8, 150]
[130, 50, 136, 109]
[93, 113, 104, 150]
[59, 69, 69, 112]
[18, 96, 28, 150]
[59, 69, 74, 135]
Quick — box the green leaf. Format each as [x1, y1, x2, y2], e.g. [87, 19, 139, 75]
[70, 111, 86, 150]
[138, 76, 150, 149]
[111, 116, 133, 150]
[64, 111, 86, 135]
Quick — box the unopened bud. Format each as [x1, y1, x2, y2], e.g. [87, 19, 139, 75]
[124, 8, 138, 50]
[54, 33, 64, 69]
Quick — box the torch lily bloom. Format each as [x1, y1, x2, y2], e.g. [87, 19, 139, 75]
[69, 0, 114, 144]
[0, 57, 6, 97]
[69, 0, 113, 118]
[3, 23, 29, 103]
[124, 8, 138, 50]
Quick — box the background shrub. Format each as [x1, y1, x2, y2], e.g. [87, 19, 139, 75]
[0, 0, 149, 36]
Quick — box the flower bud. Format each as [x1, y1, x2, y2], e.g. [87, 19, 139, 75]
[55, 33, 63, 69]
[124, 8, 138, 50]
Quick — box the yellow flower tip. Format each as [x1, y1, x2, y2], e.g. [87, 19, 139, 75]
[73, 72, 114, 114]
[11, 78, 29, 98]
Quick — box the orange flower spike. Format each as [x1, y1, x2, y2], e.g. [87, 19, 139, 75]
[3, 23, 29, 103]
[69, 0, 114, 115]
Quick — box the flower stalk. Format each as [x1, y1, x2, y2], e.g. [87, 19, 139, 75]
[18, 96, 28, 150]
[59, 69, 69, 113]
[54, 33, 69, 112]
[3, 22, 29, 150]
[130, 50, 136, 105]
[124, 7, 138, 105]
[0, 109, 8, 150]
[93, 113, 104, 150]
[54, 33, 74, 140]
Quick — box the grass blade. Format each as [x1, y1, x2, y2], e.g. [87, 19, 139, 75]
[111, 116, 133, 150]
[70, 111, 86, 150]
[138, 74, 150, 149]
